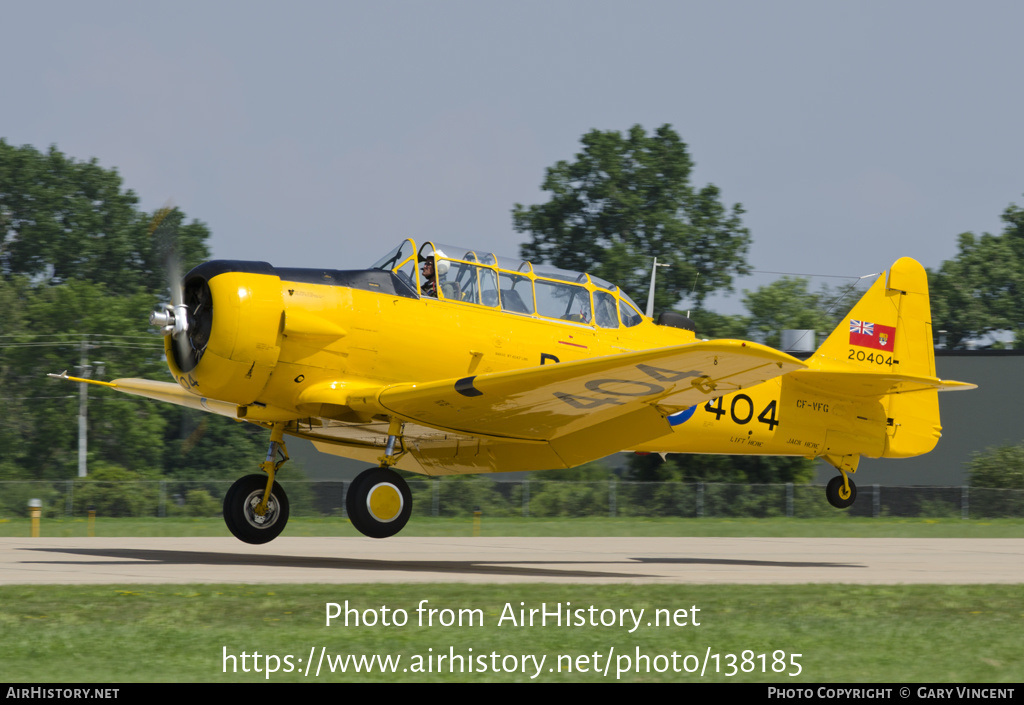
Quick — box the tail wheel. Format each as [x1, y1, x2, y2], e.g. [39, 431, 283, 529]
[223, 474, 290, 544]
[346, 467, 412, 539]
[825, 475, 857, 509]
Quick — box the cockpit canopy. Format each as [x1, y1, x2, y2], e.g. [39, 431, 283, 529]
[371, 239, 644, 329]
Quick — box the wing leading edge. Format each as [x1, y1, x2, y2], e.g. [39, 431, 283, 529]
[48, 373, 243, 419]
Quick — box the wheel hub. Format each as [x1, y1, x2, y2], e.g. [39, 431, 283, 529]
[366, 482, 404, 523]
[243, 490, 279, 528]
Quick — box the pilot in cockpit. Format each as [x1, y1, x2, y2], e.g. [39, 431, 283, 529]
[420, 250, 449, 298]
[421, 256, 437, 297]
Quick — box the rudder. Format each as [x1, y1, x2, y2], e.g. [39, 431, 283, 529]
[811, 257, 944, 459]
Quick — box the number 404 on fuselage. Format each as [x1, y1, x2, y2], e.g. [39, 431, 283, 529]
[52, 238, 974, 543]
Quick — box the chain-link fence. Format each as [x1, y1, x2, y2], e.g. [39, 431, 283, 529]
[2, 478, 1022, 519]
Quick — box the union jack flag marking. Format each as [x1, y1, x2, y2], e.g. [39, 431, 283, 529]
[850, 320, 874, 336]
[849, 319, 895, 350]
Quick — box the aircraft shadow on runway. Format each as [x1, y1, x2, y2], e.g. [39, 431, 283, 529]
[21, 547, 864, 580]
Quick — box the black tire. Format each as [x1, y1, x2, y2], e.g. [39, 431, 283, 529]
[825, 475, 857, 509]
[223, 474, 290, 544]
[346, 467, 412, 539]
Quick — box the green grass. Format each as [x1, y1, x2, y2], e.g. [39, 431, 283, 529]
[1, 583, 1020, 682]
[3, 515, 1023, 538]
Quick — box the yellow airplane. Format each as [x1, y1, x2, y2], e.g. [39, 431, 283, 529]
[52, 239, 974, 543]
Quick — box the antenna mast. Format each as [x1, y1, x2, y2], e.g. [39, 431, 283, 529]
[645, 257, 670, 317]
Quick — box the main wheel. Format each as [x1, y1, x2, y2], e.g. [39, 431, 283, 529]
[825, 475, 857, 509]
[346, 467, 412, 539]
[223, 474, 290, 544]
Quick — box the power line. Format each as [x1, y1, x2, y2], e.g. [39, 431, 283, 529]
[0, 395, 76, 401]
[748, 269, 869, 280]
[0, 333, 158, 339]
[0, 341, 162, 350]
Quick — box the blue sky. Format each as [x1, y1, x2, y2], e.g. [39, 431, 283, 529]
[5, 1, 1023, 312]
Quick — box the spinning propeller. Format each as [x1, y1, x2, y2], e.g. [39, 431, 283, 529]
[148, 206, 211, 373]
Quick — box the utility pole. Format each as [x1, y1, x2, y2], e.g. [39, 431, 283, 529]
[78, 341, 89, 478]
[76, 339, 103, 478]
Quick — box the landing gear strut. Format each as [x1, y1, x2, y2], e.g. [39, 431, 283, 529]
[345, 419, 413, 538]
[223, 423, 291, 544]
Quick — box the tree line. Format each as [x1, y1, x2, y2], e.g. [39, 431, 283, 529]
[0, 140, 266, 483]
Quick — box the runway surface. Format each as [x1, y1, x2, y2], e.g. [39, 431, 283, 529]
[3, 537, 1023, 584]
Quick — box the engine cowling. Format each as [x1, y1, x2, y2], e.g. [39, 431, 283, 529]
[164, 261, 283, 405]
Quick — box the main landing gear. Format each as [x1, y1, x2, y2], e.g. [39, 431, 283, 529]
[346, 419, 413, 538]
[221, 418, 415, 543]
[223, 423, 291, 544]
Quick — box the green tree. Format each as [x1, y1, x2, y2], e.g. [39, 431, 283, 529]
[742, 278, 855, 349]
[686, 308, 750, 340]
[0, 141, 266, 482]
[160, 409, 269, 481]
[627, 452, 815, 485]
[929, 198, 1024, 348]
[513, 125, 751, 313]
[968, 443, 1024, 490]
[682, 277, 855, 347]
[0, 275, 34, 478]
[0, 140, 210, 289]
[533, 460, 615, 481]
[966, 443, 1024, 517]
[6, 279, 170, 479]
[743, 278, 823, 348]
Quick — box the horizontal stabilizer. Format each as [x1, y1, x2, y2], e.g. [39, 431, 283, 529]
[789, 369, 977, 398]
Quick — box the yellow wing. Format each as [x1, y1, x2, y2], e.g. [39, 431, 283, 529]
[365, 340, 804, 441]
[290, 340, 800, 471]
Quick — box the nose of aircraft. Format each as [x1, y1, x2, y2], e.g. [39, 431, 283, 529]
[154, 259, 279, 382]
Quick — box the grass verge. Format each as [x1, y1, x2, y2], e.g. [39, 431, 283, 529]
[2, 583, 1020, 683]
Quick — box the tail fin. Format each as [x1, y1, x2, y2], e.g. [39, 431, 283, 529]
[804, 257, 974, 459]
[813, 257, 935, 377]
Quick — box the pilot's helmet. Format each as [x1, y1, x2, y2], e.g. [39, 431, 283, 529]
[432, 249, 450, 276]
